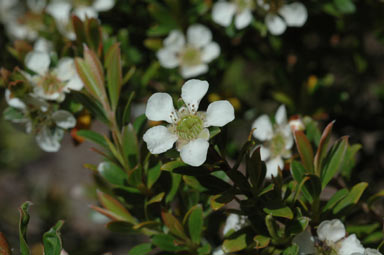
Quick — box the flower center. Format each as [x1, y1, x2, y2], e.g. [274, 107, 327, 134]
[37, 72, 66, 95]
[176, 115, 204, 141]
[269, 131, 286, 157]
[180, 46, 202, 67]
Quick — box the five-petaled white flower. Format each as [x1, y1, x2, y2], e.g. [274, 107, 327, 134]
[24, 50, 84, 102]
[257, 1, 308, 35]
[156, 24, 220, 79]
[143, 79, 234, 166]
[212, 0, 254, 29]
[252, 105, 293, 178]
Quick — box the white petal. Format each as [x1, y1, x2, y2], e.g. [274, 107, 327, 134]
[212, 247, 225, 255]
[365, 249, 383, 255]
[235, 9, 253, 29]
[145, 93, 176, 123]
[157, 48, 179, 69]
[164, 30, 185, 52]
[181, 64, 208, 78]
[35, 126, 64, 152]
[252, 115, 273, 141]
[265, 156, 283, 179]
[66, 75, 84, 91]
[260, 145, 270, 161]
[279, 2, 308, 27]
[5, 89, 26, 109]
[56, 57, 77, 81]
[275, 104, 287, 125]
[27, 0, 46, 13]
[25, 51, 50, 75]
[74, 6, 98, 20]
[180, 138, 209, 166]
[212, 1, 236, 27]
[52, 110, 76, 129]
[46, 1, 72, 22]
[92, 0, 115, 11]
[317, 219, 346, 243]
[265, 13, 287, 35]
[292, 229, 316, 255]
[204, 100, 235, 127]
[337, 234, 365, 255]
[34, 38, 52, 53]
[223, 214, 240, 235]
[143, 125, 178, 154]
[187, 24, 212, 48]
[201, 42, 220, 63]
[181, 79, 209, 113]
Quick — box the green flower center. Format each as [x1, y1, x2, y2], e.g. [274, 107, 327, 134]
[270, 131, 286, 157]
[176, 115, 204, 141]
[180, 46, 202, 67]
[37, 72, 66, 95]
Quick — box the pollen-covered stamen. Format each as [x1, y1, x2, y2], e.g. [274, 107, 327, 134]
[169, 110, 179, 123]
[176, 115, 204, 140]
[269, 131, 286, 157]
[37, 72, 66, 95]
[180, 46, 202, 67]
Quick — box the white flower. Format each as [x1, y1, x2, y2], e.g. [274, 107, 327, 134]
[212, 0, 254, 29]
[47, 0, 115, 39]
[337, 234, 365, 255]
[0, 0, 21, 23]
[289, 117, 305, 132]
[292, 228, 316, 255]
[222, 213, 248, 236]
[252, 105, 293, 178]
[143, 79, 234, 166]
[24, 50, 83, 101]
[213, 247, 225, 255]
[258, 1, 307, 35]
[364, 248, 383, 255]
[317, 219, 346, 244]
[156, 25, 220, 78]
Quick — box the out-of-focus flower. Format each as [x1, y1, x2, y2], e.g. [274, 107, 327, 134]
[292, 228, 316, 255]
[143, 79, 234, 166]
[252, 105, 293, 178]
[222, 213, 248, 235]
[289, 116, 305, 132]
[0, 0, 21, 24]
[212, 247, 225, 255]
[157, 25, 220, 78]
[212, 0, 254, 29]
[47, 0, 115, 39]
[24, 50, 83, 101]
[257, 1, 307, 35]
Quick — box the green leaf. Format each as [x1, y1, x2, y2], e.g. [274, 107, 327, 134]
[3, 107, 24, 121]
[42, 220, 64, 255]
[187, 205, 203, 244]
[161, 160, 187, 172]
[334, 0, 356, 14]
[321, 136, 349, 189]
[147, 192, 165, 205]
[18, 201, 32, 255]
[195, 175, 232, 195]
[128, 243, 152, 255]
[314, 121, 334, 175]
[133, 114, 147, 135]
[0, 233, 11, 255]
[294, 131, 314, 173]
[322, 188, 348, 213]
[71, 91, 108, 123]
[161, 210, 188, 240]
[166, 173, 182, 203]
[121, 91, 135, 126]
[96, 190, 136, 223]
[340, 144, 362, 180]
[76, 130, 108, 149]
[106, 221, 133, 233]
[254, 235, 270, 249]
[367, 189, 384, 207]
[74, 57, 104, 101]
[333, 182, 368, 214]
[264, 206, 294, 219]
[85, 18, 102, 54]
[246, 147, 266, 195]
[98, 161, 127, 185]
[282, 244, 299, 255]
[223, 233, 247, 253]
[122, 124, 139, 168]
[197, 243, 211, 255]
[147, 162, 162, 189]
[152, 234, 185, 252]
[105, 43, 122, 111]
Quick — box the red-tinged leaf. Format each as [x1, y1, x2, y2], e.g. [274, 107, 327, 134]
[161, 210, 188, 240]
[294, 131, 314, 173]
[105, 43, 123, 111]
[85, 18, 103, 55]
[314, 121, 335, 175]
[83, 46, 105, 93]
[74, 58, 102, 100]
[72, 16, 86, 47]
[96, 190, 136, 224]
[90, 205, 128, 222]
[0, 233, 11, 255]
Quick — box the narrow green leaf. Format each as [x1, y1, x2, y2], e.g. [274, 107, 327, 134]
[97, 161, 127, 185]
[223, 233, 247, 253]
[161, 210, 188, 240]
[76, 130, 108, 149]
[152, 234, 185, 252]
[322, 188, 348, 213]
[264, 206, 294, 219]
[333, 182, 368, 214]
[105, 43, 122, 110]
[122, 124, 139, 168]
[97, 190, 136, 224]
[147, 163, 161, 189]
[128, 243, 152, 255]
[314, 121, 334, 174]
[74, 58, 103, 100]
[294, 131, 314, 172]
[42, 220, 64, 255]
[18, 201, 32, 255]
[188, 205, 203, 244]
[121, 91, 135, 126]
[246, 147, 266, 195]
[282, 244, 299, 255]
[147, 192, 165, 205]
[321, 136, 349, 189]
[254, 235, 270, 249]
[166, 173, 181, 203]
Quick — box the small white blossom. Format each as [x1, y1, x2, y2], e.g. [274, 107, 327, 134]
[24, 50, 83, 102]
[317, 219, 346, 244]
[156, 25, 220, 78]
[252, 105, 293, 178]
[212, 0, 254, 29]
[337, 234, 365, 255]
[222, 213, 248, 236]
[143, 79, 234, 166]
[257, 1, 308, 35]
